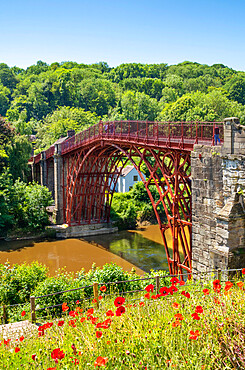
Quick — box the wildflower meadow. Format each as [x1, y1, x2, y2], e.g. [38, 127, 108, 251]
[0, 269, 245, 369]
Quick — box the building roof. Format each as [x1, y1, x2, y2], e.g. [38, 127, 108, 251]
[120, 165, 135, 177]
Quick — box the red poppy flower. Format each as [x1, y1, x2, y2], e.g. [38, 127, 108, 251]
[98, 295, 103, 300]
[97, 318, 112, 329]
[174, 313, 183, 320]
[68, 319, 76, 327]
[47, 368, 56, 370]
[90, 317, 99, 325]
[76, 300, 80, 304]
[80, 317, 86, 323]
[31, 354, 36, 361]
[42, 322, 53, 330]
[58, 320, 64, 327]
[151, 295, 157, 299]
[172, 320, 181, 327]
[213, 279, 221, 292]
[181, 290, 190, 298]
[189, 330, 200, 340]
[114, 297, 125, 307]
[139, 302, 145, 306]
[179, 280, 185, 286]
[21, 311, 26, 317]
[106, 310, 114, 317]
[172, 302, 180, 309]
[214, 297, 220, 304]
[191, 313, 200, 320]
[116, 306, 126, 316]
[224, 281, 233, 291]
[19, 336, 24, 342]
[237, 281, 244, 288]
[62, 303, 69, 312]
[4, 339, 11, 346]
[144, 292, 150, 299]
[96, 331, 102, 338]
[170, 277, 179, 285]
[94, 356, 108, 367]
[69, 311, 78, 317]
[144, 284, 154, 293]
[51, 348, 65, 361]
[195, 306, 203, 314]
[168, 286, 178, 295]
[159, 287, 169, 296]
[203, 288, 210, 295]
[15, 347, 20, 353]
[100, 285, 107, 292]
[87, 308, 94, 316]
[242, 268, 245, 274]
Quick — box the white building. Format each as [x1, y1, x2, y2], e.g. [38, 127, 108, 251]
[115, 165, 146, 193]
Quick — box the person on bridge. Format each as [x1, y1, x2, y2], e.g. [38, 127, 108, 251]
[214, 126, 221, 145]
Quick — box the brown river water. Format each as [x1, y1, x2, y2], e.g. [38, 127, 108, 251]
[0, 225, 187, 275]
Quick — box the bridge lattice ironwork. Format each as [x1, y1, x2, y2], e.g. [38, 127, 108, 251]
[53, 120, 223, 277]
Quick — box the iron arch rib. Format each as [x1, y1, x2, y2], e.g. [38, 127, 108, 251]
[64, 141, 192, 278]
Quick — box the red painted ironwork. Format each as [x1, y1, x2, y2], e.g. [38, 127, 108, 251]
[34, 153, 41, 164]
[60, 120, 223, 155]
[32, 120, 224, 278]
[45, 146, 55, 159]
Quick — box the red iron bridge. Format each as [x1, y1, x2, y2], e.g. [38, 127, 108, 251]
[31, 120, 224, 277]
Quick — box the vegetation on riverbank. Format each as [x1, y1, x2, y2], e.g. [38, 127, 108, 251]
[110, 182, 167, 230]
[0, 261, 165, 322]
[0, 270, 245, 369]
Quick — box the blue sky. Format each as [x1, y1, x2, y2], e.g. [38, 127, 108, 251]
[1, 0, 245, 70]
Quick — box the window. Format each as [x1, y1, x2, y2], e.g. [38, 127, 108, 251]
[133, 175, 138, 181]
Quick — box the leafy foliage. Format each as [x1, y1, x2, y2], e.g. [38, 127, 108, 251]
[0, 178, 53, 236]
[110, 181, 167, 230]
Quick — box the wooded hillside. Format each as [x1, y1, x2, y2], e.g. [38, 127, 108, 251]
[1, 60, 245, 151]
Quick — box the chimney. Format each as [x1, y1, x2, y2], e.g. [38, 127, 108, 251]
[67, 130, 75, 138]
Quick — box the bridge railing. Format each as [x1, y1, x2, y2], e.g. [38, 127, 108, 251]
[60, 121, 223, 154]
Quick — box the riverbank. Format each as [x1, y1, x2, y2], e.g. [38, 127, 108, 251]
[0, 225, 186, 275]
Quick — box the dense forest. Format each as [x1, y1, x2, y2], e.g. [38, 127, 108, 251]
[1, 60, 245, 152]
[1, 60, 245, 236]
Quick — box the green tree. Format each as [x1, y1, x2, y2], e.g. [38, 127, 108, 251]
[0, 116, 14, 172]
[0, 170, 14, 235]
[0, 84, 10, 115]
[121, 91, 159, 121]
[36, 106, 99, 149]
[78, 78, 117, 116]
[6, 135, 32, 181]
[0, 63, 18, 90]
[224, 75, 245, 105]
[10, 181, 53, 230]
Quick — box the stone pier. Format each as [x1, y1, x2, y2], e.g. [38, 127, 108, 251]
[191, 117, 245, 273]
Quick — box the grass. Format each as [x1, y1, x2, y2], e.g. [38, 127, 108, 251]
[0, 274, 245, 369]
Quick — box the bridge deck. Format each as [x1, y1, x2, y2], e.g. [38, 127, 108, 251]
[60, 120, 224, 155]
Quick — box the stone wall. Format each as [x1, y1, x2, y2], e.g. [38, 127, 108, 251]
[191, 118, 245, 273]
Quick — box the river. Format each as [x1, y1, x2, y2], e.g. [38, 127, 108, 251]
[0, 225, 179, 275]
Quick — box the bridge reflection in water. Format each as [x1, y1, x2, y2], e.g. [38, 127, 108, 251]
[0, 225, 186, 275]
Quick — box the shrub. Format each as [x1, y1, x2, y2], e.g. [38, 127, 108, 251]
[0, 262, 48, 305]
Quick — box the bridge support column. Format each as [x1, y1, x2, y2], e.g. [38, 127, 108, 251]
[191, 117, 245, 274]
[53, 143, 64, 224]
[40, 151, 47, 187]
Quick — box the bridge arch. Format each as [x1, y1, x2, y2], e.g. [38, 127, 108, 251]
[32, 120, 224, 277]
[64, 140, 192, 276]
